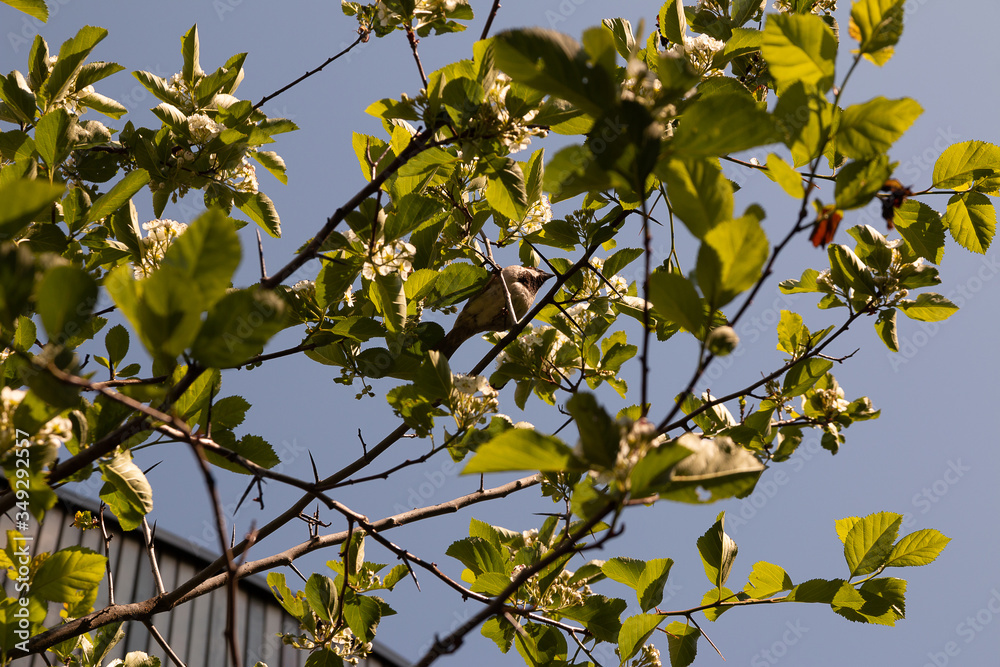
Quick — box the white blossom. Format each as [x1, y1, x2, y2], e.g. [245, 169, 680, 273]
[133, 219, 188, 278]
[187, 113, 223, 143]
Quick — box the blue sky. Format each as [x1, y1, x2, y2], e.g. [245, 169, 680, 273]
[4, 1, 999, 666]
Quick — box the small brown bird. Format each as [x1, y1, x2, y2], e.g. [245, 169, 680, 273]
[435, 265, 553, 358]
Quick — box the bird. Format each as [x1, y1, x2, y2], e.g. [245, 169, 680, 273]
[434, 265, 553, 358]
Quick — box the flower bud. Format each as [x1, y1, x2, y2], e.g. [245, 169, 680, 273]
[707, 326, 739, 356]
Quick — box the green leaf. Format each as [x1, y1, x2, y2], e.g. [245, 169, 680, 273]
[602, 558, 646, 591]
[659, 434, 763, 503]
[665, 621, 700, 667]
[343, 592, 382, 643]
[885, 529, 950, 567]
[649, 271, 707, 337]
[446, 537, 507, 577]
[932, 140, 1000, 193]
[371, 272, 407, 333]
[304, 649, 345, 667]
[1, 71, 37, 124]
[893, 200, 945, 264]
[104, 323, 129, 366]
[267, 572, 305, 619]
[558, 595, 627, 643]
[764, 153, 804, 199]
[493, 28, 616, 119]
[305, 573, 338, 623]
[835, 156, 892, 210]
[132, 70, 185, 108]
[481, 616, 516, 653]
[658, 158, 733, 239]
[394, 146, 457, 195]
[99, 450, 154, 515]
[896, 293, 958, 322]
[162, 209, 242, 308]
[844, 512, 903, 577]
[2, 0, 48, 21]
[874, 309, 898, 351]
[86, 169, 150, 223]
[943, 191, 995, 254]
[697, 512, 738, 589]
[637, 558, 674, 613]
[837, 577, 906, 625]
[773, 82, 835, 167]
[181, 25, 200, 85]
[0, 179, 65, 239]
[836, 97, 922, 159]
[565, 392, 619, 470]
[190, 289, 285, 367]
[31, 546, 105, 603]
[849, 0, 905, 65]
[462, 429, 582, 474]
[827, 243, 877, 298]
[696, 216, 769, 307]
[42, 26, 108, 107]
[36, 265, 97, 342]
[762, 13, 837, 94]
[34, 108, 73, 168]
[671, 93, 777, 158]
[485, 157, 527, 221]
[658, 0, 686, 44]
[234, 190, 281, 238]
[782, 358, 833, 396]
[744, 561, 794, 599]
[618, 614, 662, 664]
[787, 577, 850, 603]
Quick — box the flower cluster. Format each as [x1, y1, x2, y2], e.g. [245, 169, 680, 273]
[590, 417, 663, 486]
[448, 374, 499, 430]
[509, 194, 552, 236]
[1, 387, 73, 455]
[508, 530, 594, 608]
[580, 258, 628, 300]
[330, 626, 373, 666]
[631, 643, 664, 667]
[665, 34, 726, 75]
[187, 113, 223, 143]
[483, 72, 548, 154]
[366, 0, 466, 34]
[804, 383, 850, 420]
[774, 0, 836, 13]
[132, 219, 188, 278]
[495, 324, 574, 376]
[341, 228, 417, 282]
[224, 155, 259, 194]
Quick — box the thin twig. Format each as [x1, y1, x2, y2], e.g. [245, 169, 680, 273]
[253, 32, 367, 110]
[143, 620, 187, 667]
[141, 518, 166, 596]
[404, 27, 429, 88]
[480, 0, 502, 40]
[13, 475, 541, 658]
[98, 505, 115, 605]
[188, 434, 242, 667]
[256, 229, 268, 281]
